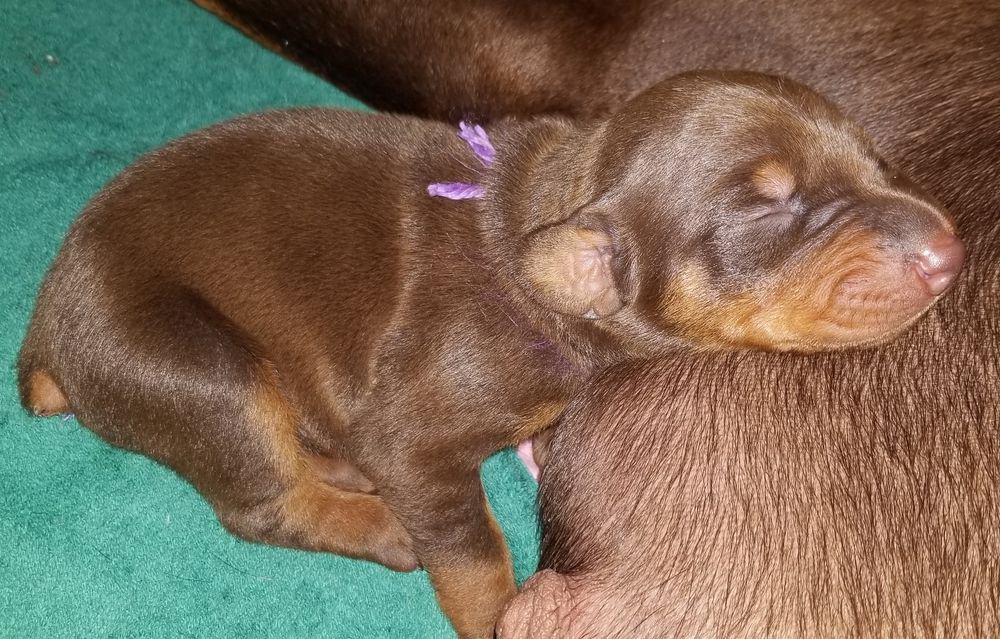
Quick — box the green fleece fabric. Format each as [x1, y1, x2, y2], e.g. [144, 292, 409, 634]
[0, 1, 540, 637]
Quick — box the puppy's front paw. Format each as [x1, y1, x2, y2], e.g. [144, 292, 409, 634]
[369, 514, 419, 572]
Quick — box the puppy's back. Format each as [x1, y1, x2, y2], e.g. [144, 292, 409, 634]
[17, 108, 442, 421]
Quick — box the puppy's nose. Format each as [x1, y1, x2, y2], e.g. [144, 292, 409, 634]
[911, 232, 965, 295]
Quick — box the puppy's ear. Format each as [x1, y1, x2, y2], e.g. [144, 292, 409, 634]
[517, 208, 626, 319]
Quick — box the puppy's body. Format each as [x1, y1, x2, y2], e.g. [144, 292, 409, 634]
[18, 75, 960, 638]
[19, 110, 587, 633]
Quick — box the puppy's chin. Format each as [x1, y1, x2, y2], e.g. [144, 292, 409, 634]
[754, 258, 956, 351]
[708, 309, 923, 353]
[782, 308, 927, 352]
[820, 282, 934, 343]
[681, 284, 933, 354]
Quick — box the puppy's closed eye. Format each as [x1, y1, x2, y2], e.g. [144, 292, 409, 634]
[744, 203, 796, 227]
[737, 160, 800, 227]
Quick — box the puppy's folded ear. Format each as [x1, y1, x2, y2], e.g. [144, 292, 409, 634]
[517, 208, 627, 319]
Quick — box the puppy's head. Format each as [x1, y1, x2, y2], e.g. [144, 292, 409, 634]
[517, 72, 964, 351]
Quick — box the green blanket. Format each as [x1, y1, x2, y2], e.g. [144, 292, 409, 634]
[0, 2, 540, 637]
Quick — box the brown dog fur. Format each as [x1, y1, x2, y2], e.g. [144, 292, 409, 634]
[190, 0, 1000, 635]
[500, 338, 1000, 636]
[188, 1, 997, 130]
[18, 74, 960, 638]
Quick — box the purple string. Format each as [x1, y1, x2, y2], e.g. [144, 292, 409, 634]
[428, 121, 494, 200]
[427, 182, 486, 200]
[457, 121, 495, 167]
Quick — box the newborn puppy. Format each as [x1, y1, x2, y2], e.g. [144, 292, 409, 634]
[17, 72, 960, 638]
[499, 349, 999, 638]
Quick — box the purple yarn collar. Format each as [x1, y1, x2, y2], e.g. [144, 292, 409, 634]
[427, 121, 495, 200]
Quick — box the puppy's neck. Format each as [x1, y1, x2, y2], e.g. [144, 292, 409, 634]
[477, 118, 632, 371]
[484, 117, 605, 238]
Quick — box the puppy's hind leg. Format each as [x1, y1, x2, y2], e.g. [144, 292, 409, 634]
[217, 372, 418, 571]
[20, 283, 415, 572]
[132, 298, 420, 572]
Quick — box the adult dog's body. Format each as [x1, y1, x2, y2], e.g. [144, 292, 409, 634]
[499, 340, 1000, 637]
[192, 1, 998, 132]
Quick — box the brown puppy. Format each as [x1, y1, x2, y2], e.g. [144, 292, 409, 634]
[17, 73, 960, 638]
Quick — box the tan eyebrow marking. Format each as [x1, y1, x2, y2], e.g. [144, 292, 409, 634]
[753, 160, 797, 201]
